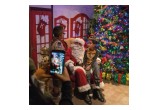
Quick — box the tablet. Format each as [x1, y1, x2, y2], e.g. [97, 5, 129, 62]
[50, 50, 65, 75]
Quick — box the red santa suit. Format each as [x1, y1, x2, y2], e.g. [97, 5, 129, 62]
[65, 38, 91, 92]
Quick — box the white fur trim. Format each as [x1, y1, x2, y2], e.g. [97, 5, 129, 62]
[100, 81, 105, 88]
[78, 84, 91, 92]
[74, 66, 86, 75]
[96, 57, 101, 63]
[65, 60, 74, 66]
[90, 69, 93, 74]
[91, 84, 100, 89]
[89, 93, 93, 97]
[91, 81, 104, 89]
[74, 38, 85, 46]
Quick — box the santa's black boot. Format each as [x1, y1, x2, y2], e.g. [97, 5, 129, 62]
[94, 89, 105, 102]
[83, 91, 92, 105]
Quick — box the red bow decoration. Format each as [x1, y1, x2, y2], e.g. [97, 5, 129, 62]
[101, 57, 107, 64]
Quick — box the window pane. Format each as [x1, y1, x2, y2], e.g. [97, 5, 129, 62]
[83, 17, 85, 22]
[41, 44, 45, 48]
[77, 17, 81, 21]
[41, 36, 45, 43]
[35, 15, 40, 24]
[86, 23, 88, 29]
[83, 30, 86, 35]
[73, 23, 75, 29]
[37, 45, 40, 53]
[36, 25, 38, 34]
[46, 43, 49, 48]
[45, 25, 49, 33]
[73, 31, 75, 37]
[83, 23, 85, 29]
[64, 33, 67, 39]
[42, 15, 49, 24]
[37, 54, 40, 62]
[45, 34, 49, 42]
[36, 35, 40, 43]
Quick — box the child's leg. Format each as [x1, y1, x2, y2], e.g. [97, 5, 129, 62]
[85, 70, 94, 99]
[92, 62, 100, 87]
[92, 62, 105, 102]
[86, 70, 91, 84]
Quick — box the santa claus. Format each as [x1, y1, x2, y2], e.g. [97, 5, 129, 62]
[65, 38, 92, 104]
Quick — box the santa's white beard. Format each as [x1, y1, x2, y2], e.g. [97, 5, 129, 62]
[70, 44, 85, 61]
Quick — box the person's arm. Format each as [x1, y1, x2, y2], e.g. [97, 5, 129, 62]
[91, 49, 99, 67]
[65, 48, 75, 73]
[83, 50, 87, 67]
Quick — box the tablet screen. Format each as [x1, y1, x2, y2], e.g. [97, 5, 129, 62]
[50, 50, 65, 75]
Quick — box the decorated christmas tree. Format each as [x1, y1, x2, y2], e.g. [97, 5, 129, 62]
[87, 5, 129, 84]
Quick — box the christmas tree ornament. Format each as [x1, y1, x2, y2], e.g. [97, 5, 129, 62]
[126, 73, 129, 81]
[114, 73, 118, 83]
[102, 72, 106, 79]
[106, 73, 112, 81]
[109, 36, 112, 40]
[100, 46, 107, 51]
[118, 73, 123, 83]
[121, 74, 126, 84]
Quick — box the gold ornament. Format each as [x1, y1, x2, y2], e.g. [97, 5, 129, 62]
[100, 46, 107, 51]
[102, 72, 106, 79]
[106, 73, 111, 81]
[126, 73, 129, 81]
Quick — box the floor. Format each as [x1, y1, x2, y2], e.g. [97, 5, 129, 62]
[72, 81, 129, 105]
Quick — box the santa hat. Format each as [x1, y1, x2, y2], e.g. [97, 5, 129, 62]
[73, 38, 85, 46]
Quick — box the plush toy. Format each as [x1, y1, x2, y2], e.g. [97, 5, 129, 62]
[32, 46, 53, 97]
[38, 46, 50, 70]
[32, 68, 53, 99]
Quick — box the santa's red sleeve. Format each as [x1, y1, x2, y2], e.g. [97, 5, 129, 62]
[65, 48, 77, 66]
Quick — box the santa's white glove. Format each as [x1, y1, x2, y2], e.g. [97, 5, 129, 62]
[77, 59, 83, 64]
[68, 63, 74, 72]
